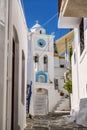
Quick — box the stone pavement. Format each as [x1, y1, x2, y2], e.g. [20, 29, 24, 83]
[25, 113, 87, 130]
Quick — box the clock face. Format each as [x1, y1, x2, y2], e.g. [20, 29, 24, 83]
[37, 39, 46, 48]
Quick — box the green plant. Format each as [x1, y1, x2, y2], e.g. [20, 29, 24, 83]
[64, 80, 72, 93]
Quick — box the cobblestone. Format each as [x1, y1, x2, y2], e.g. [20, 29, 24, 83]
[25, 113, 87, 130]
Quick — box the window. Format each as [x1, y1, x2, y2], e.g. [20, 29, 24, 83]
[40, 30, 42, 34]
[36, 71, 48, 83]
[39, 42, 44, 46]
[34, 54, 39, 71]
[54, 43, 58, 54]
[60, 64, 64, 68]
[39, 76, 44, 83]
[80, 18, 84, 55]
[44, 56, 48, 72]
[34, 55, 39, 63]
[54, 79, 58, 90]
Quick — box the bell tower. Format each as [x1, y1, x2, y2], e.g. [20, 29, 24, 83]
[28, 21, 57, 115]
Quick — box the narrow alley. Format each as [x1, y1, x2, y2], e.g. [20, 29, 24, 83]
[1, 0, 87, 130]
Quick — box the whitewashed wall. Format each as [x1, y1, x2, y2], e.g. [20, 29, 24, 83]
[12, 0, 28, 129]
[0, 24, 7, 130]
[0, 0, 5, 22]
[0, 0, 28, 130]
[78, 18, 87, 99]
[71, 19, 87, 114]
[54, 57, 67, 93]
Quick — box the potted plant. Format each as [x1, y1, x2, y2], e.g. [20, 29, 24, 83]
[60, 91, 64, 96]
[63, 80, 72, 94]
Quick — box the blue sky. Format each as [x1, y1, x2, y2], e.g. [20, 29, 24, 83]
[21, 0, 70, 41]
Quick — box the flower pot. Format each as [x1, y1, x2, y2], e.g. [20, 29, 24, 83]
[60, 92, 64, 96]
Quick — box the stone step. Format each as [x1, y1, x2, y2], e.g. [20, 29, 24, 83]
[53, 98, 70, 112]
[32, 126, 87, 130]
[34, 95, 48, 115]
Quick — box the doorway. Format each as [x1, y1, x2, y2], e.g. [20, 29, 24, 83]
[11, 26, 19, 130]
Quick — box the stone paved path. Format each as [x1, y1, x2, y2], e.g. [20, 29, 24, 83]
[25, 113, 87, 130]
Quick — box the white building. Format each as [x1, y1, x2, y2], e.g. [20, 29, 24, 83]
[54, 54, 67, 95]
[0, 0, 28, 130]
[58, 0, 87, 127]
[27, 21, 60, 115]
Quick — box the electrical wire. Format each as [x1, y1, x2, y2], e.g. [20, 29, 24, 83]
[42, 12, 58, 27]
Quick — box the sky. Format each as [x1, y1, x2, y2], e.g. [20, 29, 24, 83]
[21, 0, 70, 41]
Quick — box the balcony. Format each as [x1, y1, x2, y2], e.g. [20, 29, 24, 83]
[58, 0, 81, 28]
[61, 0, 87, 18]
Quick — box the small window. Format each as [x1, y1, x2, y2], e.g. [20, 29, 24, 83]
[44, 56, 48, 72]
[60, 65, 64, 68]
[44, 56, 48, 64]
[34, 54, 39, 71]
[39, 76, 44, 83]
[80, 18, 84, 55]
[54, 79, 58, 90]
[39, 42, 44, 46]
[34, 55, 39, 62]
[54, 43, 58, 54]
[40, 30, 42, 34]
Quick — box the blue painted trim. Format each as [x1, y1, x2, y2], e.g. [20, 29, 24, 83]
[37, 39, 46, 48]
[36, 71, 48, 83]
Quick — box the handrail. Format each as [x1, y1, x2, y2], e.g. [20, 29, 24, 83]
[27, 81, 32, 113]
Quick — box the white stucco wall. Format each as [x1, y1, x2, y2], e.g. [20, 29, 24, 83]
[54, 57, 67, 93]
[0, 0, 5, 22]
[71, 52, 79, 112]
[12, 0, 28, 129]
[78, 18, 87, 99]
[0, 24, 7, 130]
[71, 18, 87, 114]
[35, 83, 59, 111]
[0, 1, 6, 129]
[0, 0, 28, 130]
[28, 33, 54, 84]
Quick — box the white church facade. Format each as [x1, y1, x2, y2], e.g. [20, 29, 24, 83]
[27, 22, 60, 115]
[58, 0, 87, 127]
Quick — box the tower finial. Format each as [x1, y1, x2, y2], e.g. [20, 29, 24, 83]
[36, 20, 39, 24]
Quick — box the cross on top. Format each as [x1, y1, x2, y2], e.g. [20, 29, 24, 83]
[36, 20, 39, 24]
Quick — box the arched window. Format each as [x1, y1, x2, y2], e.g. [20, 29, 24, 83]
[36, 71, 48, 83]
[39, 76, 44, 83]
[34, 54, 39, 71]
[44, 55, 48, 72]
[40, 30, 42, 34]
